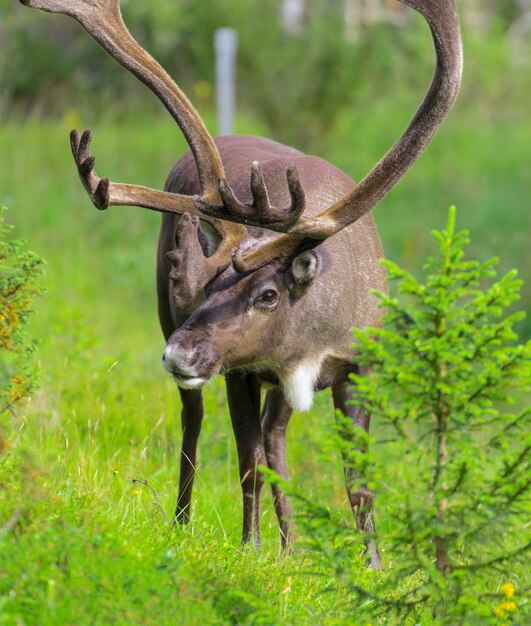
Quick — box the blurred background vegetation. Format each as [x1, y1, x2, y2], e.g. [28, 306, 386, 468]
[0, 3, 529, 621]
[0, 0, 529, 330]
[0, 1, 529, 125]
[2, 0, 528, 332]
[2, 1, 530, 139]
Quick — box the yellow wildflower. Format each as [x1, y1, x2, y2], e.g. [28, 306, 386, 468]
[494, 606, 505, 619]
[494, 600, 517, 619]
[132, 489, 140, 496]
[500, 583, 516, 599]
[9, 390, 22, 402]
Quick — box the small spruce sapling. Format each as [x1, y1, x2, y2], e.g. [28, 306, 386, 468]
[270, 207, 530, 625]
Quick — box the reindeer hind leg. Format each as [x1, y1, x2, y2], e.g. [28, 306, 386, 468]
[332, 378, 381, 569]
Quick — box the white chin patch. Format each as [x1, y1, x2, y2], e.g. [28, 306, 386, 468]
[172, 375, 208, 389]
[281, 359, 323, 412]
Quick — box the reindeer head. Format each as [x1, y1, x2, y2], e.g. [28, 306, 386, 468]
[162, 245, 326, 409]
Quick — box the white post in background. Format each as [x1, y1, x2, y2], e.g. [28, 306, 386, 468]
[214, 28, 238, 136]
[281, 0, 306, 34]
[344, 0, 362, 41]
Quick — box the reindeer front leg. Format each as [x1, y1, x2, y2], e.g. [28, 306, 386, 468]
[225, 372, 265, 549]
[175, 388, 204, 524]
[261, 387, 295, 549]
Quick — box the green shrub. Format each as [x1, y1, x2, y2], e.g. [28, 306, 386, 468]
[0, 207, 45, 452]
[268, 207, 530, 624]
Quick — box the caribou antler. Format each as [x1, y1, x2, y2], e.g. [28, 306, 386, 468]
[21, 0, 304, 235]
[22, 0, 463, 277]
[231, 0, 463, 270]
[21, 0, 223, 199]
[20, 0, 248, 259]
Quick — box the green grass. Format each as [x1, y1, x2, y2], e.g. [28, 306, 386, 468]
[0, 87, 529, 624]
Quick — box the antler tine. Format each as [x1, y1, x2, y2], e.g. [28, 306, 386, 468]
[195, 162, 306, 230]
[70, 129, 110, 209]
[249, 162, 305, 217]
[285, 165, 306, 216]
[231, 0, 463, 271]
[250, 161, 272, 213]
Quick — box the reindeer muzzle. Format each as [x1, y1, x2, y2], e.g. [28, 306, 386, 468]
[162, 330, 219, 389]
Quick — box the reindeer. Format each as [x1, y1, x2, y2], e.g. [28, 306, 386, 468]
[20, 0, 462, 563]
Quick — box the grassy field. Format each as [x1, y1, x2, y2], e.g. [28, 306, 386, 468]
[0, 74, 529, 625]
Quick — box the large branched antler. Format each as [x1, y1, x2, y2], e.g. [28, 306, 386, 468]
[228, 0, 464, 271]
[20, 0, 247, 268]
[21, 0, 222, 200]
[22, 0, 463, 278]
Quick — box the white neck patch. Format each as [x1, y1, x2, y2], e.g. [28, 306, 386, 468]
[280, 358, 324, 412]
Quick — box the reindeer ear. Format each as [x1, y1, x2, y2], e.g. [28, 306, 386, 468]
[290, 250, 319, 286]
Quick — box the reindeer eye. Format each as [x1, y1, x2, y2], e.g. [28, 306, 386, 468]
[257, 289, 278, 305]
